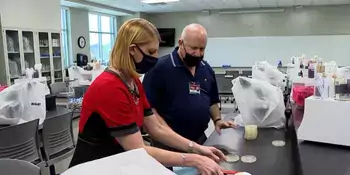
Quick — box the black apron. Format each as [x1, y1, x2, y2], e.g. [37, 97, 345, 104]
[69, 69, 139, 168]
[69, 114, 126, 168]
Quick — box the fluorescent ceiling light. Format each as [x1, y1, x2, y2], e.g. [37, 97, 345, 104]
[219, 8, 285, 14]
[142, 0, 179, 4]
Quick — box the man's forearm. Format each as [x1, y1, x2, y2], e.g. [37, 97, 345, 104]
[152, 108, 170, 127]
[210, 103, 221, 121]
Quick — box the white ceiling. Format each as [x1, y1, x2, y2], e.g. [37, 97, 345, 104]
[62, 0, 134, 16]
[86, 0, 350, 13]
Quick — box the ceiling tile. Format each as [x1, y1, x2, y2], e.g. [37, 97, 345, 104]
[237, 0, 261, 8]
[259, 0, 278, 7]
[277, 0, 295, 6]
[334, 0, 350, 4]
[83, 0, 350, 13]
[206, 0, 227, 9]
[312, 0, 330, 5]
[295, 0, 313, 5]
[312, 0, 350, 5]
[221, 0, 244, 9]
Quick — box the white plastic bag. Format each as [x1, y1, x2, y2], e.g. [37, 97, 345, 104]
[324, 61, 338, 77]
[0, 84, 25, 125]
[0, 81, 46, 125]
[91, 65, 106, 83]
[68, 66, 91, 86]
[252, 61, 286, 90]
[232, 76, 285, 128]
[336, 66, 350, 79]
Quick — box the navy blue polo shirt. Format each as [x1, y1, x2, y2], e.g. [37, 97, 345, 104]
[143, 47, 220, 141]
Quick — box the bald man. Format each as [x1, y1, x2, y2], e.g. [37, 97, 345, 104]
[143, 24, 234, 159]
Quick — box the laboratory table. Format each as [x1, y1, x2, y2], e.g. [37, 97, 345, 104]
[50, 106, 80, 119]
[0, 106, 80, 129]
[177, 113, 301, 175]
[180, 105, 350, 175]
[204, 115, 300, 175]
[293, 105, 350, 175]
[37, 106, 80, 129]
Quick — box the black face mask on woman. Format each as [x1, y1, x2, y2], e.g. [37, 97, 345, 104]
[182, 44, 203, 67]
[134, 45, 158, 74]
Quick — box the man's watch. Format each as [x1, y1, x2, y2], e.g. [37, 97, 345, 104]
[214, 118, 222, 125]
[188, 141, 194, 153]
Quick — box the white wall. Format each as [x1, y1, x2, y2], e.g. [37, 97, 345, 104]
[0, 0, 61, 31]
[147, 5, 350, 57]
[69, 7, 91, 62]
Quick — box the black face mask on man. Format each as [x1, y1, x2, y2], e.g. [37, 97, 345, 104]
[133, 45, 158, 74]
[182, 43, 203, 67]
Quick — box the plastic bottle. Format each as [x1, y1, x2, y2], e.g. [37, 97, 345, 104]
[308, 60, 315, 78]
[329, 77, 335, 99]
[298, 69, 303, 77]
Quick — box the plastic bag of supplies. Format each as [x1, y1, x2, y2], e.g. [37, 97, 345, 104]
[232, 76, 285, 128]
[252, 61, 286, 90]
[0, 81, 46, 125]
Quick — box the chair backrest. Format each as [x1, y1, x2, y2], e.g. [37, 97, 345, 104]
[241, 70, 252, 77]
[0, 158, 40, 175]
[50, 82, 68, 95]
[0, 119, 41, 163]
[74, 85, 89, 98]
[215, 74, 234, 94]
[225, 70, 239, 77]
[42, 112, 74, 159]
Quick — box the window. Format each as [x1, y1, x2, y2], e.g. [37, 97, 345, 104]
[89, 13, 116, 66]
[61, 8, 71, 67]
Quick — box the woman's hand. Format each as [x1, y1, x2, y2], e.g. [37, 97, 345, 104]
[195, 145, 227, 162]
[193, 155, 224, 175]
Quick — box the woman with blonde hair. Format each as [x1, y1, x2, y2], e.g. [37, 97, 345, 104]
[69, 18, 225, 175]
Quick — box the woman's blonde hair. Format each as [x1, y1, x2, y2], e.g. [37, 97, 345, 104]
[110, 18, 160, 78]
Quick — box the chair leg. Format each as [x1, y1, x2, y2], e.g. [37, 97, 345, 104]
[49, 165, 57, 175]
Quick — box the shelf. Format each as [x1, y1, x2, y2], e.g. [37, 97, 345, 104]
[42, 70, 51, 73]
[53, 56, 61, 58]
[54, 69, 62, 72]
[39, 45, 49, 47]
[24, 51, 34, 53]
[41, 57, 50, 59]
[8, 51, 19, 54]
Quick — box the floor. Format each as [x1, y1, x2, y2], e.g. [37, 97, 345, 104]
[43, 103, 236, 175]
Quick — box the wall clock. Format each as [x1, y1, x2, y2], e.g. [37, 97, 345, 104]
[78, 36, 86, 49]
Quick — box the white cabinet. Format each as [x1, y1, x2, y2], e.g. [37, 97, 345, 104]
[1, 28, 65, 85]
[0, 16, 7, 85]
[37, 31, 64, 84]
[2, 29, 28, 85]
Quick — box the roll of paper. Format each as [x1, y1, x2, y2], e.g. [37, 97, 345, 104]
[244, 125, 258, 140]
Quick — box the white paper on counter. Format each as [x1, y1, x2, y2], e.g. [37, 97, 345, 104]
[62, 148, 176, 175]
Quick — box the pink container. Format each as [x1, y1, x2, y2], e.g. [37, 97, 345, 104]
[0, 86, 8, 92]
[292, 85, 314, 107]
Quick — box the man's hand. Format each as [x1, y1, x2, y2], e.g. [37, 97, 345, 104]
[215, 120, 236, 135]
[195, 145, 227, 163]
